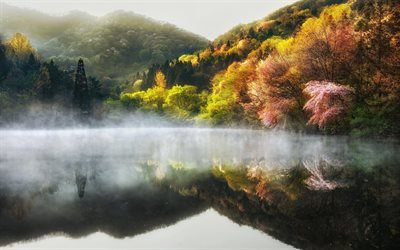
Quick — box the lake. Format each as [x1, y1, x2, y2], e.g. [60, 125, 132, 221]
[0, 128, 399, 249]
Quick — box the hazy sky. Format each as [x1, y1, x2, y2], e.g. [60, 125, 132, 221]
[1, 0, 298, 40]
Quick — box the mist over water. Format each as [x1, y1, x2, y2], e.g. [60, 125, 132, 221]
[1, 124, 398, 194]
[0, 118, 399, 249]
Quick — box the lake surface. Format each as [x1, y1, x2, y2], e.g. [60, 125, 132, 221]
[0, 128, 399, 249]
[1, 209, 295, 250]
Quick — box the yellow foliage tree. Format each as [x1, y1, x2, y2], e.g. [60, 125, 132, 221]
[154, 70, 167, 89]
[6, 33, 36, 60]
[199, 48, 212, 61]
[178, 54, 199, 66]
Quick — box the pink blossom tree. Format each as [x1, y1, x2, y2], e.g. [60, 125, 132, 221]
[303, 81, 354, 130]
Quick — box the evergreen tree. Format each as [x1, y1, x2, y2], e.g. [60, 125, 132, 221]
[73, 58, 91, 117]
[0, 40, 10, 82]
[35, 66, 52, 100]
[22, 53, 40, 73]
[88, 76, 102, 100]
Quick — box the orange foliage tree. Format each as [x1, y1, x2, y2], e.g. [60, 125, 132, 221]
[245, 38, 304, 128]
[293, 4, 358, 82]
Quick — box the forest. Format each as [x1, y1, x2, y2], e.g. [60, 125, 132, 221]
[0, 0, 399, 137]
[0, 3, 208, 83]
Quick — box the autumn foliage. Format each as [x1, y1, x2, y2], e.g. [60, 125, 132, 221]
[1, 0, 397, 136]
[294, 4, 358, 82]
[115, 1, 399, 136]
[250, 37, 304, 127]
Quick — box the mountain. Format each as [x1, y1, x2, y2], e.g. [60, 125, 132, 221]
[214, 0, 347, 43]
[0, 3, 209, 82]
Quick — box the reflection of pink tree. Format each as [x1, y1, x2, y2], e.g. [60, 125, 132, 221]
[303, 81, 354, 129]
[303, 159, 340, 191]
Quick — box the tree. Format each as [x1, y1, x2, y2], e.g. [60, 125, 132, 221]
[73, 59, 91, 117]
[248, 27, 256, 38]
[163, 85, 204, 118]
[350, 0, 400, 136]
[121, 82, 167, 113]
[5, 33, 36, 63]
[245, 38, 304, 128]
[294, 4, 357, 82]
[35, 66, 53, 101]
[154, 70, 167, 89]
[200, 61, 254, 125]
[144, 85, 167, 113]
[0, 40, 10, 81]
[88, 76, 102, 100]
[303, 81, 354, 132]
[42, 59, 74, 106]
[22, 53, 40, 73]
[120, 91, 146, 110]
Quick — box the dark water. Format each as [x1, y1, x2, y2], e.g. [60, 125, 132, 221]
[0, 128, 399, 249]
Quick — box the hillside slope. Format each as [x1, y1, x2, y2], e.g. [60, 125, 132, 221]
[0, 3, 209, 82]
[120, 0, 399, 136]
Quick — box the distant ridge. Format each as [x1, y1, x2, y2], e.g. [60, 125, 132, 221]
[0, 2, 209, 82]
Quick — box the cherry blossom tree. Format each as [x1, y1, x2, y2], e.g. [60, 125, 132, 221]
[303, 81, 354, 129]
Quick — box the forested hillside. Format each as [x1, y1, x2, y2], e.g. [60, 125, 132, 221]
[0, 33, 104, 125]
[119, 0, 399, 137]
[0, 3, 208, 82]
[0, 0, 398, 137]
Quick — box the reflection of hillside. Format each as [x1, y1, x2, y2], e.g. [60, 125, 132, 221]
[160, 163, 400, 250]
[0, 184, 206, 247]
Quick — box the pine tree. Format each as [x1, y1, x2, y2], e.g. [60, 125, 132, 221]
[73, 58, 91, 117]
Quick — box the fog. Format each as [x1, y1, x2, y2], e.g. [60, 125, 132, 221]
[0, 117, 399, 248]
[1, 121, 398, 193]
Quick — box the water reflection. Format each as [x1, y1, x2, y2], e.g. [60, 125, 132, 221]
[3, 210, 296, 250]
[74, 164, 88, 198]
[0, 128, 398, 249]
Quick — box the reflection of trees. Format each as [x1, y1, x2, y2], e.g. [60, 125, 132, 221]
[302, 159, 346, 191]
[0, 158, 207, 247]
[0, 134, 398, 249]
[158, 161, 399, 250]
[0, 184, 206, 247]
[75, 164, 88, 198]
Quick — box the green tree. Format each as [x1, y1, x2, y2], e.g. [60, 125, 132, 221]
[0, 40, 10, 81]
[120, 91, 146, 110]
[163, 85, 204, 118]
[199, 61, 253, 125]
[22, 53, 40, 73]
[88, 76, 102, 100]
[35, 66, 53, 101]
